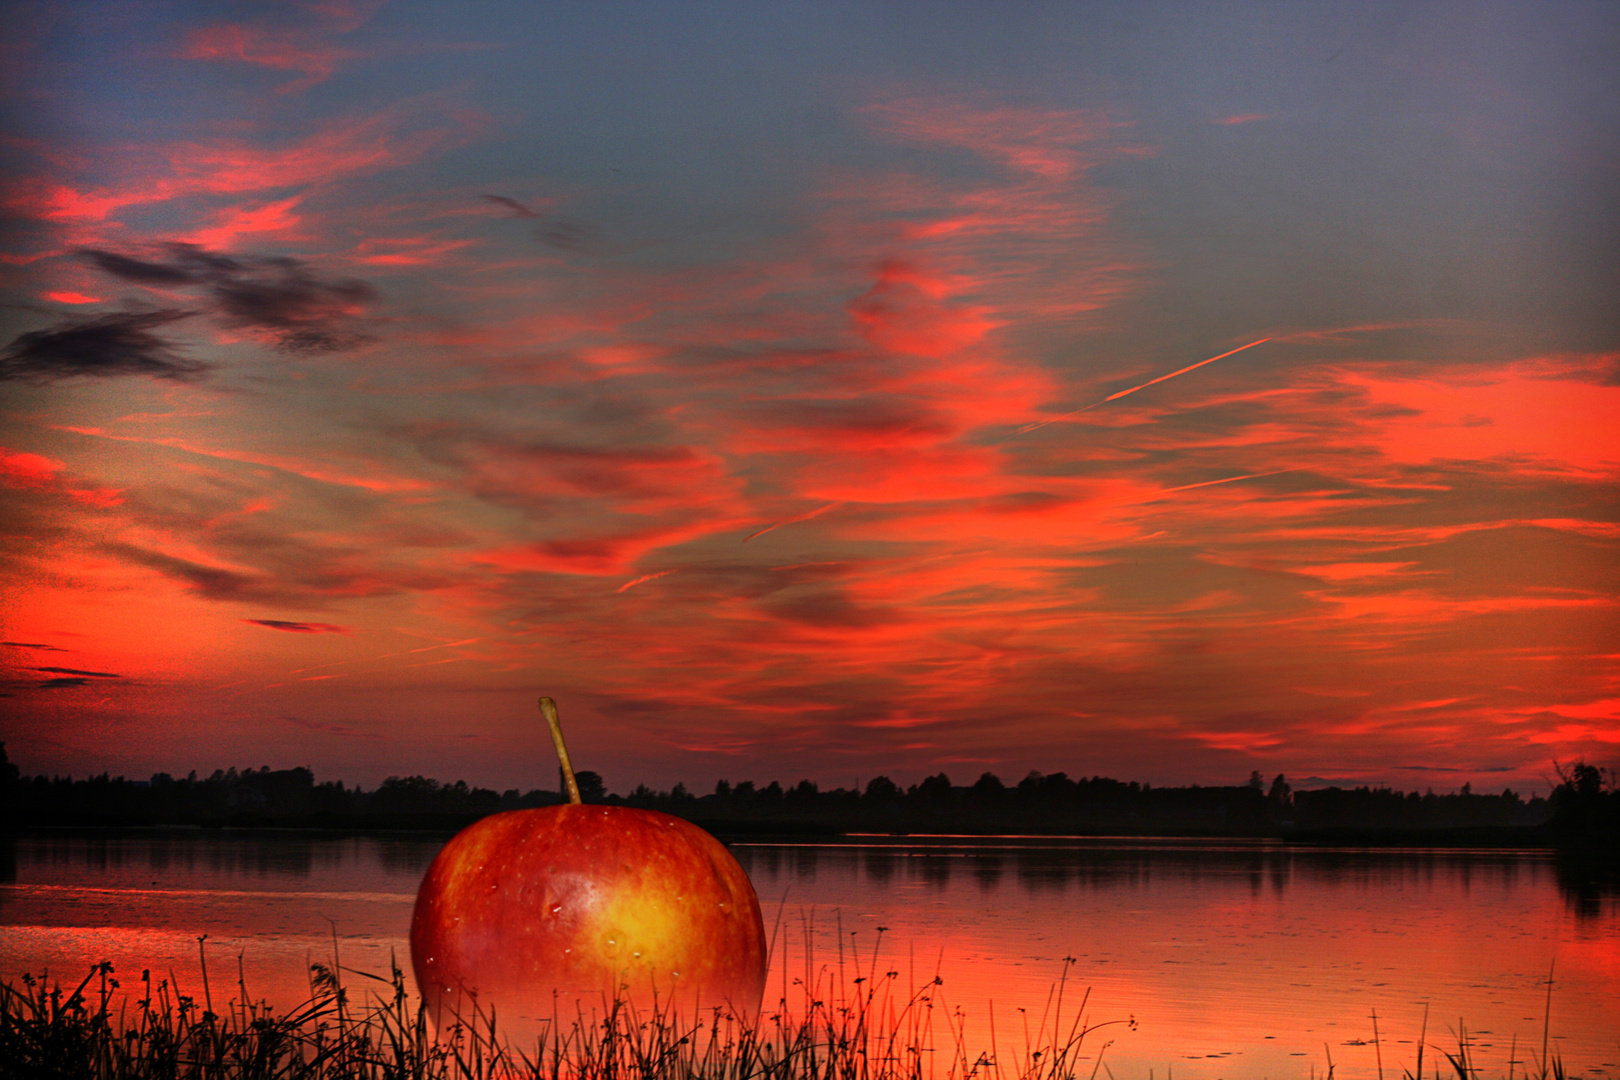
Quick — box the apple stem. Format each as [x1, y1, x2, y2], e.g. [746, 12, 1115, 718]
[539, 696, 583, 804]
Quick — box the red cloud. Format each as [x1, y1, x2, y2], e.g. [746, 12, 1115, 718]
[0, 446, 123, 505]
[847, 259, 997, 358]
[16, 106, 480, 226]
[863, 98, 1121, 179]
[12, 82, 1614, 794]
[0, 448, 62, 486]
[176, 0, 381, 94]
[179, 24, 361, 94]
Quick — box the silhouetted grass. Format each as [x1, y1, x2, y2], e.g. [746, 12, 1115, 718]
[0, 929, 1134, 1080]
[0, 941, 1576, 1080]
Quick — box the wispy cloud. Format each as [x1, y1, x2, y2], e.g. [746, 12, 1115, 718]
[175, 0, 383, 94]
[4, 60, 1615, 794]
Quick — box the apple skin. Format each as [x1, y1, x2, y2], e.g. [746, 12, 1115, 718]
[410, 803, 768, 1025]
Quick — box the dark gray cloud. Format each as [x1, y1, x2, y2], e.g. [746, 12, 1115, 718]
[82, 250, 197, 285]
[534, 220, 592, 251]
[482, 194, 539, 218]
[208, 256, 376, 353]
[79, 243, 377, 354]
[2, 642, 69, 652]
[100, 542, 258, 601]
[245, 619, 350, 634]
[33, 666, 119, 678]
[0, 309, 205, 382]
[283, 715, 383, 740]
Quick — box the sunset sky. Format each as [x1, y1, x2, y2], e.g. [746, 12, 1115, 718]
[3, 0, 1617, 796]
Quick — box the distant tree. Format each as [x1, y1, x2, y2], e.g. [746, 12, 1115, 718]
[1268, 774, 1291, 806]
[374, 775, 442, 811]
[0, 743, 17, 806]
[1560, 760, 1603, 798]
[970, 772, 1006, 803]
[1550, 758, 1614, 836]
[574, 770, 607, 803]
[1248, 771, 1264, 791]
[863, 776, 900, 803]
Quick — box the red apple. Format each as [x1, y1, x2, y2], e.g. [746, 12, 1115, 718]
[409, 699, 768, 1028]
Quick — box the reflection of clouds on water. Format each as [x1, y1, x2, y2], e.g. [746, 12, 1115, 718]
[731, 839, 1619, 1079]
[2, 831, 1617, 1079]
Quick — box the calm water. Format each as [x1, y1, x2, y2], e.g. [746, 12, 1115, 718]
[2, 830, 1615, 1079]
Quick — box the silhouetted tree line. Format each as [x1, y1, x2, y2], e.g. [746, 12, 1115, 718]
[636, 768, 1564, 839]
[4, 743, 1614, 844]
[0, 744, 580, 830]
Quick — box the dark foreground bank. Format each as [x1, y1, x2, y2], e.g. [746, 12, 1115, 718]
[1, 952, 1584, 1080]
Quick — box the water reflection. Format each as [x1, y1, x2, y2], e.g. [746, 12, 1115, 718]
[1554, 848, 1620, 920]
[5, 829, 1613, 916]
[726, 838, 1614, 911]
[861, 848, 896, 884]
[1, 829, 1615, 1080]
[971, 853, 1002, 891]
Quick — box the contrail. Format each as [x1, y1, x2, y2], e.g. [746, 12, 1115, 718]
[616, 568, 677, 593]
[743, 501, 844, 542]
[1014, 337, 1272, 436]
[1152, 469, 1293, 497]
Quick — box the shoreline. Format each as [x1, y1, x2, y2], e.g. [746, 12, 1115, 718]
[0, 819, 1599, 851]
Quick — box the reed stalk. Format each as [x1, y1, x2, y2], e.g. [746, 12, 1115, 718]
[0, 943, 1573, 1080]
[0, 936, 1135, 1080]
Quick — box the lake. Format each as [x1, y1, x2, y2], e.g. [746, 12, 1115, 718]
[1, 829, 1615, 1079]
